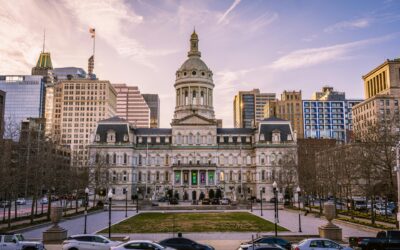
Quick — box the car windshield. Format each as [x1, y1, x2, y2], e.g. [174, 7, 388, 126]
[16, 235, 24, 241]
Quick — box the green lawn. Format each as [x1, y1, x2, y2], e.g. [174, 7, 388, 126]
[102, 212, 288, 233]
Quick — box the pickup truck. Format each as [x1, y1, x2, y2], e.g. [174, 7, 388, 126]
[350, 230, 400, 250]
[0, 233, 46, 250]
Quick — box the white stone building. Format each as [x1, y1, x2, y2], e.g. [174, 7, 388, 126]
[88, 31, 298, 201]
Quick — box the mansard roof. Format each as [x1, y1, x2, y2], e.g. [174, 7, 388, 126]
[217, 128, 254, 135]
[134, 128, 172, 135]
[99, 116, 128, 123]
[96, 123, 130, 143]
[259, 123, 292, 142]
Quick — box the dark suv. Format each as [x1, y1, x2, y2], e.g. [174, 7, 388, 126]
[159, 237, 214, 250]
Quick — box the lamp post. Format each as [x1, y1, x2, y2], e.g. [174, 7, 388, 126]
[84, 187, 89, 234]
[396, 142, 400, 229]
[107, 189, 113, 239]
[296, 186, 302, 233]
[260, 189, 263, 216]
[273, 181, 278, 237]
[124, 189, 128, 218]
[250, 188, 253, 212]
[136, 187, 139, 213]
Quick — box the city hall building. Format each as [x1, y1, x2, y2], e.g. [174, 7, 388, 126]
[88, 32, 297, 201]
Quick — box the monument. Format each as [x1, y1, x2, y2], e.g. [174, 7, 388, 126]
[318, 201, 342, 241]
[43, 206, 67, 243]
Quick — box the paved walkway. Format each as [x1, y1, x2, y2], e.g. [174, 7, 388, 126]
[21, 210, 137, 239]
[20, 209, 379, 250]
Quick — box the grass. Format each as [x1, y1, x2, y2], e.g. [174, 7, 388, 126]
[102, 212, 288, 233]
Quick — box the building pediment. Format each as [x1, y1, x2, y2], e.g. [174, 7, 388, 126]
[172, 113, 216, 126]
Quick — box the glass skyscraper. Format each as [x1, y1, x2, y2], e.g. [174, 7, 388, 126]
[0, 75, 45, 139]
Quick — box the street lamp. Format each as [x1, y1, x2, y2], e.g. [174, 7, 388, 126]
[250, 188, 253, 213]
[396, 142, 400, 229]
[124, 188, 128, 218]
[296, 186, 302, 233]
[273, 181, 278, 237]
[260, 189, 263, 216]
[84, 187, 89, 234]
[107, 189, 113, 239]
[136, 187, 139, 213]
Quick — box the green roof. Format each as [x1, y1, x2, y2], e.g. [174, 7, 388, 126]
[35, 52, 53, 69]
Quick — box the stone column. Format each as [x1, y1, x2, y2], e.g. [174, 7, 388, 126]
[180, 170, 183, 186]
[206, 170, 209, 185]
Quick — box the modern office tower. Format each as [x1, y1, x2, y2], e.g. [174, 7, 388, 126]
[302, 87, 362, 142]
[353, 58, 400, 136]
[0, 75, 45, 139]
[0, 90, 5, 136]
[52, 67, 87, 80]
[52, 79, 117, 166]
[142, 94, 160, 128]
[233, 89, 275, 128]
[264, 91, 303, 138]
[113, 84, 150, 128]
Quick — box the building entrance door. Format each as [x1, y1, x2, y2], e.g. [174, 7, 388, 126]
[192, 190, 197, 200]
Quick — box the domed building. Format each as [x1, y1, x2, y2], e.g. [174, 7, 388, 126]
[88, 31, 298, 202]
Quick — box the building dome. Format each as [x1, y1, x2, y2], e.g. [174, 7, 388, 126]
[179, 57, 209, 71]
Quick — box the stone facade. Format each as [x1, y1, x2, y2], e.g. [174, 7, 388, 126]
[88, 31, 297, 201]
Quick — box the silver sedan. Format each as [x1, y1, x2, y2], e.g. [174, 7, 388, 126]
[111, 240, 176, 250]
[291, 238, 353, 250]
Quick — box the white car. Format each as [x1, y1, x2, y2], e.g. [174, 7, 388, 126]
[62, 234, 121, 250]
[220, 198, 231, 205]
[16, 198, 27, 205]
[292, 238, 353, 250]
[40, 197, 48, 204]
[111, 240, 176, 250]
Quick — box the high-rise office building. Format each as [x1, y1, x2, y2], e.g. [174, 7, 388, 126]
[0, 75, 45, 139]
[142, 94, 160, 128]
[264, 90, 303, 138]
[302, 87, 362, 142]
[353, 58, 400, 136]
[113, 84, 150, 128]
[52, 79, 117, 166]
[52, 67, 87, 80]
[233, 89, 275, 128]
[0, 90, 5, 136]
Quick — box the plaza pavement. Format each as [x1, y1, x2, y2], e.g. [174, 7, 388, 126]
[20, 209, 378, 250]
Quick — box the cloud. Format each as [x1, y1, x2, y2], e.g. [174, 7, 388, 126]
[62, 0, 175, 69]
[218, 0, 241, 24]
[248, 12, 279, 32]
[270, 35, 396, 70]
[324, 18, 371, 33]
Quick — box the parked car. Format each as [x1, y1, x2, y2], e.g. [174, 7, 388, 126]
[159, 237, 214, 250]
[40, 197, 48, 204]
[291, 238, 352, 250]
[202, 198, 211, 205]
[211, 198, 220, 205]
[169, 198, 179, 205]
[375, 207, 393, 216]
[111, 240, 176, 250]
[351, 230, 400, 250]
[240, 243, 284, 250]
[158, 197, 168, 202]
[0, 200, 11, 208]
[62, 234, 121, 250]
[16, 198, 27, 205]
[240, 237, 291, 250]
[0, 233, 45, 250]
[220, 198, 231, 205]
[269, 197, 277, 203]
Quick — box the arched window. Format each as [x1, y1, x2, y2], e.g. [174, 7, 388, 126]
[192, 90, 197, 105]
[219, 171, 225, 181]
[188, 133, 193, 144]
[200, 91, 204, 105]
[123, 153, 127, 164]
[106, 154, 110, 164]
[123, 171, 127, 181]
[113, 153, 117, 164]
[138, 171, 142, 182]
[112, 171, 117, 181]
[196, 132, 201, 144]
[185, 91, 189, 105]
[95, 153, 100, 163]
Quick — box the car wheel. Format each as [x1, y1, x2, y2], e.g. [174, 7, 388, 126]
[69, 248, 79, 250]
[23, 247, 37, 250]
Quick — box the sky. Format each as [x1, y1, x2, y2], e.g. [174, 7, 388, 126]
[1, 0, 400, 127]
